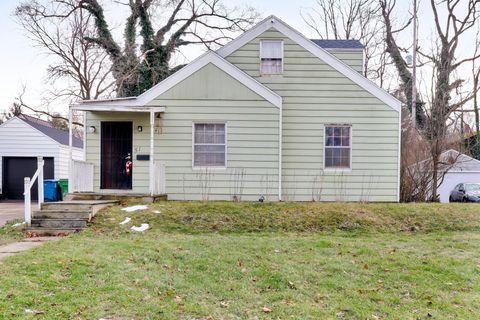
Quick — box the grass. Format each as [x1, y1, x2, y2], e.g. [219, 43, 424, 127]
[0, 202, 479, 319]
[98, 201, 480, 234]
[0, 220, 26, 246]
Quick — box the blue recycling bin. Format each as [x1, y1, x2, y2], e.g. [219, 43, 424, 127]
[44, 179, 60, 202]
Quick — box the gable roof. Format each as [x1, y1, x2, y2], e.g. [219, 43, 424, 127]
[311, 39, 364, 49]
[17, 114, 83, 148]
[440, 149, 480, 172]
[216, 15, 401, 112]
[412, 149, 480, 172]
[75, 51, 282, 109]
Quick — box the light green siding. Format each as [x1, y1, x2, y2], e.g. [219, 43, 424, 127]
[85, 63, 280, 200]
[327, 49, 364, 73]
[225, 28, 400, 202]
[85, 28, 399, 202]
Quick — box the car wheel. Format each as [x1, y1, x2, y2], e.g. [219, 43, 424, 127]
[449, 195, 454, 202]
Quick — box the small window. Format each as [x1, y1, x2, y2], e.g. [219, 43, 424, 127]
[324, 125, 351, 169]
[193, 123, 226, 167]
[260, 40, 283, 74]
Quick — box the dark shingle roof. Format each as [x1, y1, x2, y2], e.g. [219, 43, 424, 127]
[18, 114, 83, 148]
[310, 39, 364, 49]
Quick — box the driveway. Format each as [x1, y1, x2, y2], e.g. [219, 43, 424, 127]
[0, 201, 36, 227]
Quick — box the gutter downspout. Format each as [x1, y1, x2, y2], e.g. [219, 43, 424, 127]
[68, 108, 73, 194]
[149, 110, 155, 196]
[278, 101, 282, 201]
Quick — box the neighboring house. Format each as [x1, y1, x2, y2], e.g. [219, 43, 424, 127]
[0, 115, 83, 200]
[415, 149, 480, 203]
[70, 15, 401, 202]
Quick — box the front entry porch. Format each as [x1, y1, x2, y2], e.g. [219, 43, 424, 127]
[68, 102, 166, 197]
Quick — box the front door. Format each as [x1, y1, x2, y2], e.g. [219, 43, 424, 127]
[101, 122, 133, 189]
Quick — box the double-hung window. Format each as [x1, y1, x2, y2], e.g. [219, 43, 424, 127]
[193, 123, 226, 168]
[260, 40, 283, 74]
[324, 125, 352, 169]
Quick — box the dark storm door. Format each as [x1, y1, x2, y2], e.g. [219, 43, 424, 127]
[101, 122, 133, 189]
[2, 157, 54, 200]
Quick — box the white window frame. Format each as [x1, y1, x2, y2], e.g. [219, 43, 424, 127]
[259, 39, 284, 75]
[323, 124, 352, 171]
[191, 122, 227, 170]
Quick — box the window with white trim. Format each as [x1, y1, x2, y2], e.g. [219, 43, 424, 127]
[260, 40, 283, 74]
[193, 123, 226, 167]
[324, 126, 351, 169]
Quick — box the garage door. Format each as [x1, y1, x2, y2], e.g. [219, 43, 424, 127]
[2, 157, 55, 200]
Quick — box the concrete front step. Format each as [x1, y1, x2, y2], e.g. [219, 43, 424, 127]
[31, 218, 88, 229]
[42, 200, 117, 212]
[33, 209, 92, 220]
[24, 200, 119, 236]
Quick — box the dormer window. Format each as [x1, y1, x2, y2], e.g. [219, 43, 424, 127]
[260, 40, 283, 75]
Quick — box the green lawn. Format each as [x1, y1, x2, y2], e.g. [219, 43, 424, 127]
[0, 220, 25, 246]
[0, 202, 479, 319]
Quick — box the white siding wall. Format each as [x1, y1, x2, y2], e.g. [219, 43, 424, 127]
[0, 117, 83, 194]
[0, 118, 60, 194]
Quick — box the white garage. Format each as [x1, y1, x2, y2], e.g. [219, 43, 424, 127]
[436, 150, 480, 203]
[0, 115, 84, 200]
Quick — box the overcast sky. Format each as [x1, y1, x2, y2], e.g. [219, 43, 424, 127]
[0, 0, 435, 116]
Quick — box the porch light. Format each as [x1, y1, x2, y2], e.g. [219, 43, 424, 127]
[137, 125, 143, 132]
[88, 126, 96, 133]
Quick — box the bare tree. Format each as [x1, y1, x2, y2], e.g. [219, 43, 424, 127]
[397, 0, 480, 200]
[302, 0, 385, 80]
[8, 87, 83, 127]
[17, 0, 260, 98]
[0, 101, 23, 124]
[420, 0, 480, 200]
[471, 28, 480, 144]
[379, 0, 427, 126]
[15, 1, 115, 102]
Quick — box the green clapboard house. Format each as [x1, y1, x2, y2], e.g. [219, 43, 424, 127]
[70, 15, 401, 202]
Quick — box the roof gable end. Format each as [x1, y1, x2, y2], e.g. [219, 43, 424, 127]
[18, 115, 83, 148]
[76, 51, 282, 109]
[216, 15, 401, 112]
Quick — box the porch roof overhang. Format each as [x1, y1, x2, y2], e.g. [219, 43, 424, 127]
[70, 103, 165, 113]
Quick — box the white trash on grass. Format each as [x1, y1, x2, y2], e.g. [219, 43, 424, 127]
[131, 223, 149, 232]
[121, 205, 148, 212]
[152, 210, 161, 214]
[11, 222, 26, 228]
[119, 217, 131, 225]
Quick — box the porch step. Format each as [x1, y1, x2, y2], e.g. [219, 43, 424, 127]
[64, 192, 167, 203]
[24, 200, 119, 236]
[33, 209, 91, 220]
[31, 218, 87, 229]
[42, 200, 117, 212]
